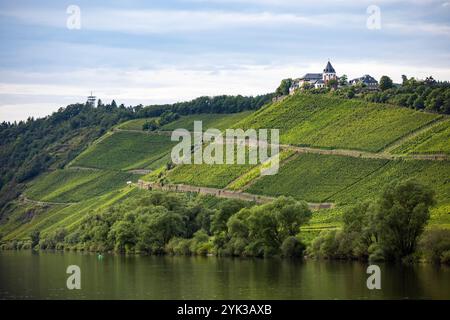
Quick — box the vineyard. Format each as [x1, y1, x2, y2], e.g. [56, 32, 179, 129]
[332, 159, 450, 208]
[245, 153, 389, 202]
[2, 187, 142, 241]
[117, 117, 158, 130]
[235, 93, 439, 152]
[392, 118, 450, 155]
[1, 93, 449, 246]
[166, 162, 255, 188]
[71, 131, 176, 170]
[159, 111, 252, 132]
[25, 168, 139, 203]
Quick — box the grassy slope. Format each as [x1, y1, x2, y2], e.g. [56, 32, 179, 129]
[25, 168, 139, 203]
[117, 117, 158, 130]
[235, 94, 439, 152]
[71, 131, 176, 170]
[392, 118, 450, 155]
[246, 153, 389, 202]
[165, 146, 265, 188]
[2, 99, 449, 243]
[160, 112, 253, 131]
[2, 187, 141, 241]
[167, 163, 254, 189]
[115, 112, 253, 132]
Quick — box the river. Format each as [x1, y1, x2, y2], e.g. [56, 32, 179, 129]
[0, 251, 449, 299]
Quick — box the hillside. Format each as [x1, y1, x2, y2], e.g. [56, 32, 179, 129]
[118, 111, 253, 132]
[70, 131, 176, 170]
[391, 118, 450, 155]
[235, 93, 441, 152]
[1, 93, 449, 247]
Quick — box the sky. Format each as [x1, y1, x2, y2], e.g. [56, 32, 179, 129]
[0, 0, 450, 122]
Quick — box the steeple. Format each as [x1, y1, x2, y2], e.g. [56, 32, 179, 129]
[323, 61, 336, 74]
[322, 61, 337, 84]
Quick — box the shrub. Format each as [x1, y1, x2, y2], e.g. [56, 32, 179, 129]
[368, 243, 385, 262]
[419, 228, 450, 263]
[441, 250, 450, 264]
[281, 236, 306, 258]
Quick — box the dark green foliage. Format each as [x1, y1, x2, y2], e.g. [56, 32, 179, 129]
[275, 79, 293, 96]
[281, 236, 306, 258]
[30, 230, 40, 249]
[37, 192, 310, 258]
[159, 111, 180, 126]
[39, 228, 67, 250]
[53, 192, 217, 254]
[211, 199, 250, 233]
[308, 180, 437, 262]
[419, 228, 450, 264]
[376, 180, 435, 260]
[142, 119, 159, 131]
[327, 79, 338, 89]
[137, 94, 273, 118]
[225, 197, 311, 257]
[379, 76, 394, 91]
[0, 102, 137, 215]
[330, 76, 450, 114]
[0, 93, 272, 219]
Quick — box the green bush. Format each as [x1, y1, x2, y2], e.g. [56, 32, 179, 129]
[419, 228, 450, 263]
[441, 250, 450, 264]
[281, 236, 306, 258]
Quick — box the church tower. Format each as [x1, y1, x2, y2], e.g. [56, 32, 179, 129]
[323, 61, 337, 83]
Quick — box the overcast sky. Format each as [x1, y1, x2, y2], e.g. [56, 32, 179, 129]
[1, 0, 450, 122]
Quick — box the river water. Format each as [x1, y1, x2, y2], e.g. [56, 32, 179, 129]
[0, 251, 449, 299]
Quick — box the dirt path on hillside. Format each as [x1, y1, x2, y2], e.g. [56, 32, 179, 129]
[19, 195, 76, 206]
[136, 180, 335, 211]
[68, 166, 101, 171]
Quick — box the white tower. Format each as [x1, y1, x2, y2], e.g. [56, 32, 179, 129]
[87, 91, 96, 107]
[323, 61, 337, 83]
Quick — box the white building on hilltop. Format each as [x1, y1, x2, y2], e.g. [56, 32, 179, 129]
[289, 61, 337, 94]
[349, 74, 378, 89]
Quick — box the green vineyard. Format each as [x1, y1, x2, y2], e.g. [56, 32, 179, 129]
[71, 131, 176, 170]
[235, 94, 440, 152]
[25, 168, 139, 203]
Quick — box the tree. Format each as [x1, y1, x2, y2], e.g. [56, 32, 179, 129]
[379, 76, 393, 91]
[413, 96, 425, 109]
[108, 219, 137, 252]
[339, 74, 348, 86]
[424, 76, 436, 85]
[30, 230, 40, 249]
[401, 75, 408, 85]
[211, 199, 248, 233]
[143, 119, 159, 131]
[225, 197, 311, 257]
[275, 78, 293, 96]
[274, 197, 311, 237]
[327, 79, 338, 89]
[375, 180, 435, 260]
[281, 236, 306, 258]
[136, 208, 184, 253]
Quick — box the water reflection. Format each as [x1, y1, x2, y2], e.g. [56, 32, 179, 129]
[0, 251, 449, 299]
